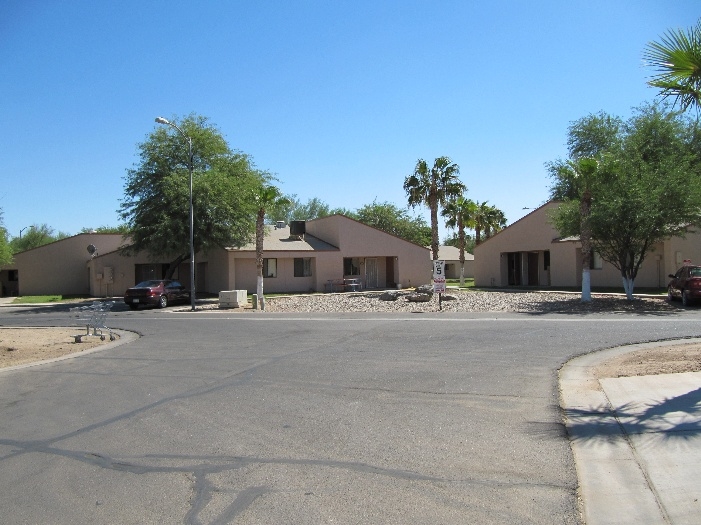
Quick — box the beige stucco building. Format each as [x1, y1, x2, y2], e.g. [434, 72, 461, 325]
[436, 245, 474, 279]
[3, 215, 431, 297]
[474, 201, 700, 289]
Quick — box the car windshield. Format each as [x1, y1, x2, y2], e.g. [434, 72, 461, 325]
[134, 280, 163, 287]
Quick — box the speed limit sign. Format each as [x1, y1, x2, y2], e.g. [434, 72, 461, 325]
[433, 260, 445, 278]
[433, 260, 446, 294]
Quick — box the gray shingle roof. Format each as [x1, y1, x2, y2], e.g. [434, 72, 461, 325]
[229, 225, 338, 252]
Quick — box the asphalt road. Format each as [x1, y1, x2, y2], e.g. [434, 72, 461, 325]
[1, 304, 700, 524]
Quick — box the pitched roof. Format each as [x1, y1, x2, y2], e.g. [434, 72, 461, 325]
[435, 245, 474, 261]
[230, 225, 338, 252]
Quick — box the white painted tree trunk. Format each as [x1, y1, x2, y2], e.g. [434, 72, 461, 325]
[622, 277, 635, 301]
[257, 274, 265, 310]
[581, 268, 592, 302]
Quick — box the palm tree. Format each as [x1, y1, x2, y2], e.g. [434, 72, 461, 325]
[555, 158, 599, 302]
[472, 201, 491, 245]
[442, 196, 475, 287]
[483, 205, 507, 239]
[404, 156, 465, 260]
[644, 20, 701, 112]
[253, 184, 289, 311]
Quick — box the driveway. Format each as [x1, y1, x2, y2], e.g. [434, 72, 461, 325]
[1, 307, 700, 524]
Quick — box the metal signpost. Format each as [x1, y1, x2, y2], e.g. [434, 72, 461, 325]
[433, 259, 446, 310]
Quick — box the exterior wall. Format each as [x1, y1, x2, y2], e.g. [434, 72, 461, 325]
[88, 250, 220, 297]
[306, 215, 430, 289]
[665, 229, 701, 277]
[0, 269, 19, 296]
[14, 234, 124, 296]
[550, 242, 578, 287]
[437, 246, 475, 279]
[231, 252, 325, 294]
[206, 249, 233, 294]
[584, 242, 666, 289]
[475, 201, 692, 290]
[474, 202, 563, 287]
[11, 215, 436, 297]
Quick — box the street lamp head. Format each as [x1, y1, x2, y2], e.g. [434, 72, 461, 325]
[155, 117, 170, 125]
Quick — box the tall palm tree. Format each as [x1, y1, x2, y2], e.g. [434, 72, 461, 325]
[483, 205, 507, 239]
[254, 184, 289, 311]
[644, 20, 701, 112]
[555, 158, 599, 302]
[472, 201, 491, 245]
[404, 156, 465, 260]
[441, 195, 475, 287]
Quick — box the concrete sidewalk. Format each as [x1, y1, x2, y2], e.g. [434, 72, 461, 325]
[561, 341, 701, 524]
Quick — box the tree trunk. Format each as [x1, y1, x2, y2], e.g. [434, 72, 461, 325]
[255, 209, 265, 310]
[580, 191, 592, 302]
[622, 276, 635, 300]
[430, 196, 439, 260]
[165, 254, 187, 280]
[458, 220, 465, 287]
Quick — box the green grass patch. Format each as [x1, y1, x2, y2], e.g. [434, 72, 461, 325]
[446, 278, 475, 289]
[12, 295, 65, 304]
[11, 295, 93, 304]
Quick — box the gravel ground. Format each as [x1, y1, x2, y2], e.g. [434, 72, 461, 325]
[256, 289, 676, 314]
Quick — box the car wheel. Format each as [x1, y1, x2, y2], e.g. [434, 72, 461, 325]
[159, 295, 168, 308]
[667, 288, 674, 302]
[128, 304, 139, 310]
[682, 290, 691, 307]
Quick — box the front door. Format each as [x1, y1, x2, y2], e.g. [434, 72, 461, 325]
[527, 252, 539, 286]
[508, 253, 521, 285]
[365, 258, 378, 289]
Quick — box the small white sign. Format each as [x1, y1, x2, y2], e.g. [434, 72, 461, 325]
[433, 277, 446, 293]
[433, 260, 445, 278]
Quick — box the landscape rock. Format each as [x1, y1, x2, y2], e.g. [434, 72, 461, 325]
[379, 291, 401, 301]
[407, 293, 432, 303]
[414, 284, 434, 295]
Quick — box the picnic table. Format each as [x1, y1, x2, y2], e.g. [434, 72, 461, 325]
[324, 278, 362, 292]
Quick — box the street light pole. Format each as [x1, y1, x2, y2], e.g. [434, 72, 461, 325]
[155, 117, 196, 311]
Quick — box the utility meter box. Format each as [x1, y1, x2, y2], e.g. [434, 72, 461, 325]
[219, 290, 248, 308]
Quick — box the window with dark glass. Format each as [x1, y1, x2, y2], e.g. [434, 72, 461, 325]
[263, 258, 277, 278]
[294, 258, 312, 277]
[343, 257, 360, 276]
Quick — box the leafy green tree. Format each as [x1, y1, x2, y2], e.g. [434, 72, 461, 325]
[80, 225, 131, 234]
[267, 195, 349, 223]
[0, 212, 13, 267]
[355, 200, 431, 246]
[9, 224, 70, 254]
[253, 183, 289, 310]
[404, 156, 465, 260]
[549, 112, 623, 301]
[442, 232, 475, 254]
[442, 196, 475, 286]
[550, 104, 701, 299]
[644, 20, 701, 112]
[120, 114, 262, 278]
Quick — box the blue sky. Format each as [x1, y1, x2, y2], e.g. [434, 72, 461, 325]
[1, 1, 697, 241]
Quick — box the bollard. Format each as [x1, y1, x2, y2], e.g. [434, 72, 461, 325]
[252, 294, 258, 310]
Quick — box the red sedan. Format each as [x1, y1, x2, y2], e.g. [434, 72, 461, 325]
[124, 280, 190, 310]
[667, 265, 701, 306]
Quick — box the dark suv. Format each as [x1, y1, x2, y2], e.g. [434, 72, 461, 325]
[667, 265, 701, 306]
[124, 280, 190, 309]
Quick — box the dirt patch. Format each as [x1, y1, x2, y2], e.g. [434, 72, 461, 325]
[593, 342, 701, 378]
[0, 327, 119, 369]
